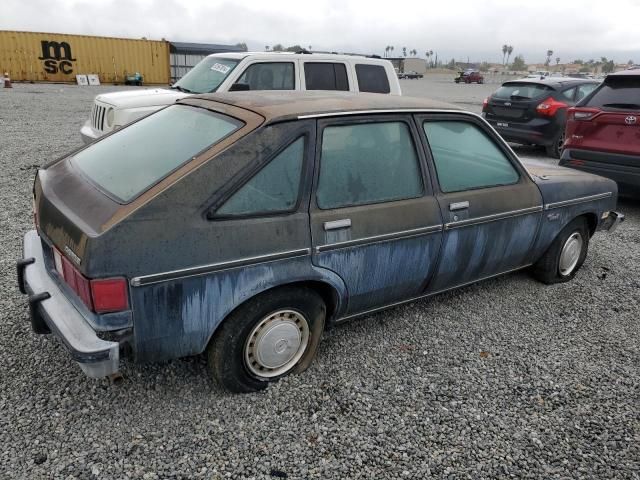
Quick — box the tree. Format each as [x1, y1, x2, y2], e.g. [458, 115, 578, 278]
[628, 59, 634, 66]
[271, 44, 284, 52]
[265, 45, 270, 51]
[502, 44, 508, 65]
[402, 46, 407, 57]
[602, 60, 615, 74]
[572, 59, 584, 64]
[385, 46, 390, 57]
[410, 49, 417, 57]
[447, 58, 456, 70]
[545, 50, 554, 66]
[506, 45, 514, 65]
[479, 62, 490, 72]
[235, 42, 248, 51]
[511, 55, 526, 71]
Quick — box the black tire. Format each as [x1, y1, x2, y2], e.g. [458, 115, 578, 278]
[207, 287, 325, 393]
[531, 217, 589, 284]
[545, 130, 565, 159]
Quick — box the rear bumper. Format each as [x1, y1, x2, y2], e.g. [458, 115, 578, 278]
[17, 230, 120, 378]
[560, 149, 640, 195]
[485, 117, 558, 146]
[80, 120, 101, 144]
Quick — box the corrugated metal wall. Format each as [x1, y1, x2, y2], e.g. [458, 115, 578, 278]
[170, 53, 209, 83]
[0, 31, 170, 84]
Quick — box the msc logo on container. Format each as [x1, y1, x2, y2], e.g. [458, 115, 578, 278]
[38, 40, 76, 75]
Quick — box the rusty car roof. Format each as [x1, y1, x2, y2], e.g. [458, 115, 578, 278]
[180, 91, 462, 122]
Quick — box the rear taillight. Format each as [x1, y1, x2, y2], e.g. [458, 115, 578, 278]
[90, 278, 129, 313]
[482, 97, 489, 110]
[536, 97, 568, 117]
[53, 247, 128, 313]
[568, 107, 600, 121]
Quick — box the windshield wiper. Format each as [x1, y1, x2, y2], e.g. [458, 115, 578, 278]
[602, 103, 640, 109]
[170, 85, 194, 93]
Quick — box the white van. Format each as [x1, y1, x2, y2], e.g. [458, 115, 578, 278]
[80, 52, 401, 143]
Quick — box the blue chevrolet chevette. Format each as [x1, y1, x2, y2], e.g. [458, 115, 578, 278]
[18, 92, 624, 392]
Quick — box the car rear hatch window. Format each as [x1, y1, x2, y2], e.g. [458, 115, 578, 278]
[583, 76, 640, 110]
[72, 105, 243, 203]
[487, 82, 554, 121]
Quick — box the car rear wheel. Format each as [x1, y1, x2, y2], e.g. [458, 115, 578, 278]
[207, 287, 325, 393]
[531, 217, 589, 284]
[545, 131, 565, 159]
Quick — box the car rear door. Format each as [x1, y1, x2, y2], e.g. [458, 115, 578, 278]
[416, 113, 543, 293]
[309, 115, 443, 315]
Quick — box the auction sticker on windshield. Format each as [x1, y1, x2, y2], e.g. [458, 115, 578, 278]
[211, 63, 231, 74]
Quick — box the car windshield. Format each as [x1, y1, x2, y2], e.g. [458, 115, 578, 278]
[72, 105, 243, 202]
[494, 83, 553, 99]
[172, 57, 240, 94]
[583, 76, 640, 109]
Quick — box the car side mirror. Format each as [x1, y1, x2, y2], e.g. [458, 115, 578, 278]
[229, 83, 250, 92]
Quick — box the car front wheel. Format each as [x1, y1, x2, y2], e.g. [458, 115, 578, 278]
[207, 287, 326, 393]
[531, 217, 589, 284]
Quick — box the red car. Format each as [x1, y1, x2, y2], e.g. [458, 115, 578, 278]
[561, 69, 640, 195]
[455, 71, 484, 84]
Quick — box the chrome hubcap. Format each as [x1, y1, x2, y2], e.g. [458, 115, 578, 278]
[244, 309, 309, 378]
[559, 232, 583, 276]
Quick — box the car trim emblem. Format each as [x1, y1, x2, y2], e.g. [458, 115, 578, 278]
[625, 115, 637, 125]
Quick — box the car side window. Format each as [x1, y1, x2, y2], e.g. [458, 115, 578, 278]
[304, 63, 349, 91]
[575, 83, 597, 102]
[355, 64, 390, 93]
[561, 87, 577, 101]
[316, 122, 423, 209]
[216, 137, 305, 216]
[423, 121, 519, 193]
[235, 62, 295, 90]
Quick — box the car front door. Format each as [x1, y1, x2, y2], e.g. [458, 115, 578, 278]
[416, 113, 544, 293]
[309, 115, 443, 316]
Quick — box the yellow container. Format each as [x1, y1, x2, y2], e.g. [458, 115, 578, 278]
[0, 30, 170, 84]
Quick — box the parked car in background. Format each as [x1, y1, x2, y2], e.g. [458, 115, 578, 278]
[398, 71, 423, 79]
[19, 92, 623, 392]
[455, 70, 484, 84]
[561, 70, 640, 196]
[80, 52, 401, 143]
[482, 78, 600, 157]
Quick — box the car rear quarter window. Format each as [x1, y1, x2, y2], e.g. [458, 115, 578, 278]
[304, 62, 349, 91]
[494, 83, 553, 100]
[235, 62, 295, 90]
[423, 121, 519, 193]
[72, 105, 243, 202]
[355, 64, 390, 93]
[582, 76, 640, 109]
[316, 121, 423, 209]
[216, 137, 305, 216]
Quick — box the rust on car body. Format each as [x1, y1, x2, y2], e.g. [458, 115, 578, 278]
[18, 91, 624, 386]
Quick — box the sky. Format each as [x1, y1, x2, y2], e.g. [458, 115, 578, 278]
[1, 0, 639, 64]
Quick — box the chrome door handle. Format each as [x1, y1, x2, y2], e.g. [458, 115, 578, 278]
[449, 201, 469, 211]
[324, 219, 352, 231]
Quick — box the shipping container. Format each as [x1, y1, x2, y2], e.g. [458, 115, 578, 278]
[0, 30, 170, 84]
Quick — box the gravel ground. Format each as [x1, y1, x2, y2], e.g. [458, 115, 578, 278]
[1, 80, 639, 479]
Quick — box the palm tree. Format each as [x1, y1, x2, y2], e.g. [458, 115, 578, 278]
[545, 50, 554, 66]
[506, 45, 514, 65]
[385, 45, 391, 57]
[502, 44, 508, 65]
[555, 57, 561, 70]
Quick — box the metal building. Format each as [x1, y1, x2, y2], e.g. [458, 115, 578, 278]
[169, 42, 246, 83]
